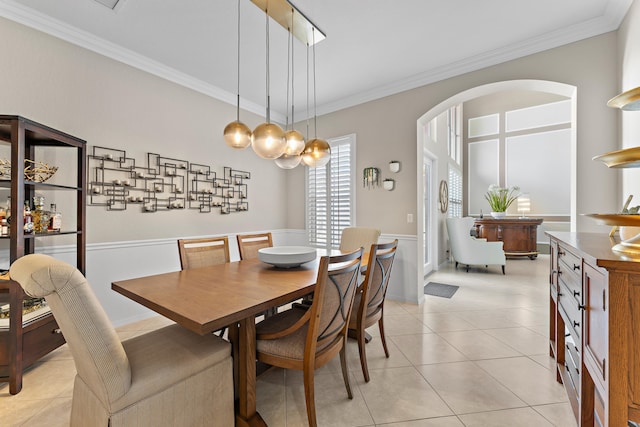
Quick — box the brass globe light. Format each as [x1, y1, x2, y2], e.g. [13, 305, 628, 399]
[301, 138, 330, 167]
[275, 152, 302, 169]
[251, 122, 286, 159]
[224, 121, 252, 149]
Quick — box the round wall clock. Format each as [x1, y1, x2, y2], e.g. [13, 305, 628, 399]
[439, 180, 449, 213]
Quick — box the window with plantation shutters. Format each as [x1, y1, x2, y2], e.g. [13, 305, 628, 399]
[307, 134, 355, 249]
[448, 166, 462, 218]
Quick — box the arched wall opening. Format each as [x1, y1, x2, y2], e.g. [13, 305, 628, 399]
[415, 79, 577, 303]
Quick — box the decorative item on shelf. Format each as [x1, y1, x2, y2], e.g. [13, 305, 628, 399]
[484, 184, 520, 218]
[363, 167, 380, 188]
[439, 180, 448, 213]
[223, 0, 252, 150]
[0, 159, 59, 182]
[584, 88, 640, 255]
[389, 161, 400, 173]
[383, 178, 395, 191]
[517, 193, 530, 218]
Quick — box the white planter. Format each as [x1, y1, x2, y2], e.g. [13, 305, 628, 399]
[490, 211, 506, 219]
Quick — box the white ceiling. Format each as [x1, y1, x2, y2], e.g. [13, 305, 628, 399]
[0, 0, 633, 122]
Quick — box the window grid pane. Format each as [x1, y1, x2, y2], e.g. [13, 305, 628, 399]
[307, 136, 354, 248]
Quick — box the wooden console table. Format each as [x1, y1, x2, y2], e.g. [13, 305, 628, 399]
[547, 231, 640, 427]
[474, 217, 543, 259]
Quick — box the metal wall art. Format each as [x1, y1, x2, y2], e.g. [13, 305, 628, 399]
[88, 146, 250, 214]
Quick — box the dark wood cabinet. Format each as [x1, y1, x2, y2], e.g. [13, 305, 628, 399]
[474, 217, 543, 258]
[0, 115, 86, 394]
[548, 231, 640, 426]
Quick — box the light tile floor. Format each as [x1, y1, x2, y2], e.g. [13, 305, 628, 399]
[0, 256, 577, 426]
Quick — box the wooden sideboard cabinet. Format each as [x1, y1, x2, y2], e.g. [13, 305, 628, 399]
[474, 217, 543, 259]
[548, 231, 640, 426]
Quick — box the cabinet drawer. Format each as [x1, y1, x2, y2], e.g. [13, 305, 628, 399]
[558, 282, 582, 341]
[558, 250, 582, 304]
[558, 244, 581, 274]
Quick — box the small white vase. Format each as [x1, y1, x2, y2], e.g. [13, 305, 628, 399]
[490, 211, 506, 219]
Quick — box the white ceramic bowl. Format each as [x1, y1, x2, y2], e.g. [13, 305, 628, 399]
[257, 246, 317, 268]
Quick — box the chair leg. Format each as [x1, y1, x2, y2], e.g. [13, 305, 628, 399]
[466, 265, 469, 272]
[339, 343, 353, 399]
[502, 265, 505, 275]
[378, 317, 390, 358]
[455, 261, 458, 269]
[356, 325, 370, 382]
[303, 366, 318, 427]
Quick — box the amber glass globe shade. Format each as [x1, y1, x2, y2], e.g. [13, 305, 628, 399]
[301, 138, 331, 167]
[251, 122, 286, 159]
[274, 153, 302, 169]
[223, 121, 252, 149]
[284, 129, 305, 155]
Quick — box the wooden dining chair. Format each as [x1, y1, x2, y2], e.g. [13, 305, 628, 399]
[348, 239, 398, 382]
[178, 236, 230, 336]
[236, 232, 273, 260]
[255, 248, 364, 427]
[339, 227, 381, 252]
[177, 236, 230, 270]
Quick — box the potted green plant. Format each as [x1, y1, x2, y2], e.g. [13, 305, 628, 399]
[484, 184, 520, 218]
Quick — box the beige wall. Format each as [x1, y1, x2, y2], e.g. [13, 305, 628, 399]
[288, 33, 620, 236]
[0, 16, 624, 245]
[0, 17, 290, 243]
[619, 1, 640, 204]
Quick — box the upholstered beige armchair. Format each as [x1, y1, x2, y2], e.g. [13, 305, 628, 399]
[446, 217, 506, 274]
[9, 254, 234, 427]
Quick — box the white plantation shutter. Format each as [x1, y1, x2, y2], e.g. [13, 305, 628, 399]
[448, 166, 462, 218]
[307, 135, 355, 249]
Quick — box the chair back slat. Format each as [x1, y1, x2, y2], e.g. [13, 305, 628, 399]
[362, 240, 398, 317]
[236, 232, 273, 260]
[309, 249, 363, 351]
[178, 237, 230, 270]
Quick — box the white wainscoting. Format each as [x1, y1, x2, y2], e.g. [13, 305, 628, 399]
[40, 230, 419, 327]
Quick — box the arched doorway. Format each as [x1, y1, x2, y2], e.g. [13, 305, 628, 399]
[415, 79, 577, 303]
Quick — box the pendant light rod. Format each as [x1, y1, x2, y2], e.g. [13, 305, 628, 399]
[312, 27, 318, 138]
[265, 8, 270, 123]
[235, 0, 241, 121]
[251, 0, 325, 45]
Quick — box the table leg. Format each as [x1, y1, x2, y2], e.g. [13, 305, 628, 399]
[235, 316, 267, 427]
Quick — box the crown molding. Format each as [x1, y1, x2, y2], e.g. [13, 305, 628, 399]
[0, 0, 632, 121]
[0, 0, 283, 121]
[313, 0, 632, 117]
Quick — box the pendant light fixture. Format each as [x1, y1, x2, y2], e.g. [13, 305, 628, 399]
[252, 2, 287, 160]
[223, 0, 252, 149]
[276, 13, 304, 169]
[301, 27, 331, 168]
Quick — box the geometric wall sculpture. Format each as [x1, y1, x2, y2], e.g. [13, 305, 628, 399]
[88, 146, 250, 213]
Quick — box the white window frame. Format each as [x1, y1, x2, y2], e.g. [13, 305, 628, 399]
[306, 134, 356, 249]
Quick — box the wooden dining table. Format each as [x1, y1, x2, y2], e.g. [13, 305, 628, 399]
[112, 253, 333, 427]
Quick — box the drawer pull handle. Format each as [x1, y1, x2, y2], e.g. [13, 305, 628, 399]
[53, 328, 62, 334]
[573, 320, 580, 328]
[573, 290, 580, 297]
[573, 264, 580, 271]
